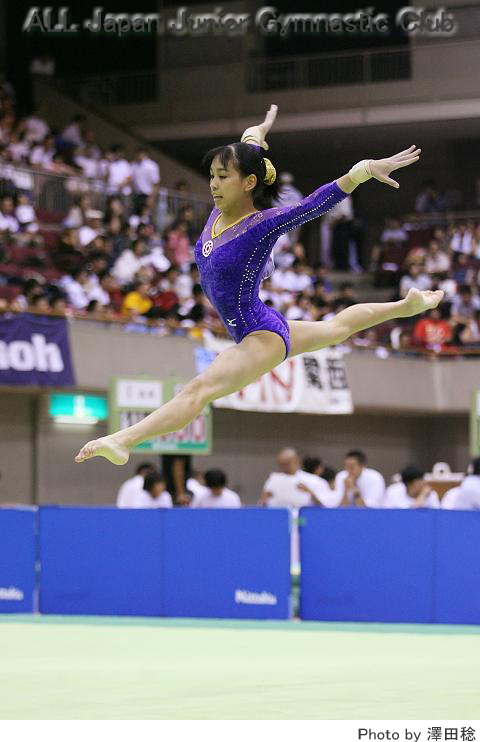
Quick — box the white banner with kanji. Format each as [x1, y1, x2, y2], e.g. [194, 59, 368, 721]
[198, 337, 353, 415]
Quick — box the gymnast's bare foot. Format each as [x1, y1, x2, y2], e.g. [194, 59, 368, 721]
[74, 434, 130, 465]
[401, 288, 444, 317]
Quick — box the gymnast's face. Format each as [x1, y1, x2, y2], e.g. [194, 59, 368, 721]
[209, 155, 256, 213]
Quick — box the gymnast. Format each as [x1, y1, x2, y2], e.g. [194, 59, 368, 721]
[75, 104, 443, 465]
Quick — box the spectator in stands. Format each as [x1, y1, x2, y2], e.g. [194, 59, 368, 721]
[335, 450, 385, 508]
[414, 180, 445, 213]
[452, 285, 480, 324]
[0, 196, 20, 234]
[320, 194, 354, 269]
[383, 466, 440, 509]
[111, 238, 148, 286]
[75, 144, 100, 179]
[412, 305, 452, 349]
[424, 239, 451, 274]
[190, 469, 241, 508]
[134, 471, 173, 509]
[260, 448, 332, 508]
[442, 458, 480, 510]
[105, 145, 131, 196]
[121, 280, 153, 319]
[21, 108, 50, 144]
[399, 264, 432, 298]
[15, 193, 38, 233]
[116, 462, 155, 508]
[78, 210, 103, 248]
[380, 217, 408, 245]
[450, 223, 473, 256]
[58, 268, 91, 310]
[29, 134, 55, 169]
[303, 456, 324, 477]
[61, 114, 86, 147]
[131, 147, 160, 208]
[459, 309, 480, 346]
[164, 220, 192, 268]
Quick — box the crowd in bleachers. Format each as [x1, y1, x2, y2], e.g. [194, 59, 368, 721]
[116, 448, 480, 511]
[2, 79, 480, 352]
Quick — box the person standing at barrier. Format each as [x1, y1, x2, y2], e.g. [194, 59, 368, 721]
[190, 469, 241, 509]
[75, 105, 443, 466]
[116, 462, 155, 508]
[383, 466, 440, 509]
[335, 450, 385, 508]
[133, 471, 173, 509]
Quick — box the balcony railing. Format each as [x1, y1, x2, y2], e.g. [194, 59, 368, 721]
[247, 46, 411, 92]
[0, 162, 211, 232]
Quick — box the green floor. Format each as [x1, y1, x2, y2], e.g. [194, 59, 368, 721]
[1, 615, 480, 719]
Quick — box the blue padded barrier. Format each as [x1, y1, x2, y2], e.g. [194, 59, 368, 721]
[163, 508, 291, 619]
[434, 510, 480, 625]
[299, 508, 436, 623]
[0, 508, 37, 613]
[39, 507, 165, 616]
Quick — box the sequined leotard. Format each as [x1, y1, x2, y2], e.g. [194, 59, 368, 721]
[194, 180, 347, 359]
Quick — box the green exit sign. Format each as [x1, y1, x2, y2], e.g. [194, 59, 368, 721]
[49, 394, 108, 424]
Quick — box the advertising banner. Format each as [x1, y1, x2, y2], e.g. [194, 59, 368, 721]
[0, 314, 75, 387]
[199, 336, 353, 414]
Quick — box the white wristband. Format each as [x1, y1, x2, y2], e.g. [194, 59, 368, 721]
[348, 159, 373, 185]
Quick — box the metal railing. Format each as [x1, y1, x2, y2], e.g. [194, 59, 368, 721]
[246, 46, 411, 92]
[54, 70, 159, 107]
[0, 162, 211, 232]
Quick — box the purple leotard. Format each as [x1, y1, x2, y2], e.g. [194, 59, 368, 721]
[195, 180, 347, 359]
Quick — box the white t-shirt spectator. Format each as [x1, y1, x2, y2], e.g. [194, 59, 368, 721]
[108, 159, 132, 193]
[0, 212, 19, 233]
[116, 474, 145, 508]
[383, 482, 440, 509]
[448, 475, 480, 510]
[441, 486, 462, 510]
[75, 153, 99, 179]
[399, 272, 432, 297]
[450, 230, 472, 255]
[334, 467, 385, 508]
[58, 275, 89, 310]
[191, 487, 241, 509]
[78, 224, 100, 248]
[425, 251, 450, 274]
[263, 470, 333, 508]
[23, 115, 50, 143]
[62, 122, 84, 146]
[30, 144, 54, 168]
[112, 249, 143, 285]
[133, 489, 173, 509]
[131, 158, 160, 195]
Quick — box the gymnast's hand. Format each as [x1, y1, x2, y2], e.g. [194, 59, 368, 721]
[369, 145, 421, 189]
[241, 104, 278, 150]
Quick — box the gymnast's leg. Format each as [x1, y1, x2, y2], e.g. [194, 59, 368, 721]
[287, 287, 444, 357]
[75, 330, 285, 464]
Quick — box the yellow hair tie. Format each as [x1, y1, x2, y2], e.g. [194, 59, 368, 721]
[263, 158, 276, 186]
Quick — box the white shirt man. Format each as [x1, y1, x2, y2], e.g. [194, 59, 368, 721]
[133, 471, 173, 508]
[192, 487, 241, 509]
[116, 464, 154, 508]
[334, 450, 385, 508]
[133, 489, 173, 509]
[444, 469, 480, 510]
[131, 151, 160, 195]
[190, 469, 241, 508]
[261, 448, 333, 508]
[383, 481, 440, 509]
